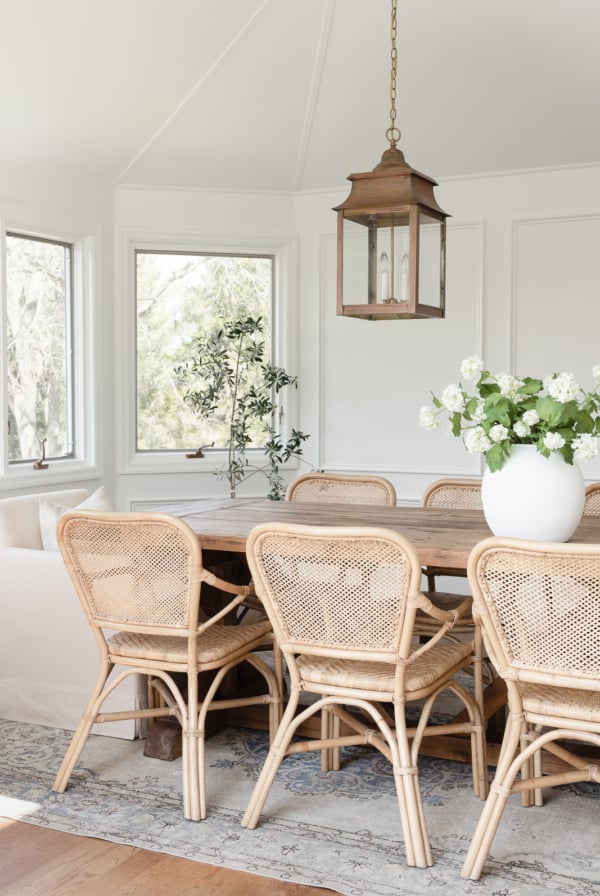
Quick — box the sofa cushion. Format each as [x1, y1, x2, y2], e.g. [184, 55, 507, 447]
[0, 488, 90, 550]
[39, 486, 113, 550]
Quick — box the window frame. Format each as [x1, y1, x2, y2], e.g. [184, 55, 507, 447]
[117, 229, 300, 476]
[5, 230, 75, 465]
[0, 222, 100, 490]
[134, 247, 276, 455]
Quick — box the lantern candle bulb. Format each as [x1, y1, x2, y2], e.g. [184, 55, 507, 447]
[400, 253, 409, 301]
[380, 251, 390, 302]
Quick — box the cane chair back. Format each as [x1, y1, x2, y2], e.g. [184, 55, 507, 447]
[422, 478, 483, 511]
[584, 481, 600, 515]
[422, 478, 482, 583]
[53, 511, 281, 822]
[462, 537, 600, 880]
[242, 523, 487, 869]
[286, 472, 396, 506]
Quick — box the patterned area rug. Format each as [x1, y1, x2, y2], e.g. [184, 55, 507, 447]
[0, 718, 598, 895]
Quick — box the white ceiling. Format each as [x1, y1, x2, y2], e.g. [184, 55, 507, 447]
[2, 0, 599, 193]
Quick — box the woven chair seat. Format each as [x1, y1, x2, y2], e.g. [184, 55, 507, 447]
[109, 618, 272, 664]
[297, 640, 473, 694]
[520, 683, 600, 724]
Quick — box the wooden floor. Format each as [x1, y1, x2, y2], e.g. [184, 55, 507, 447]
[0, 817, 335, 896]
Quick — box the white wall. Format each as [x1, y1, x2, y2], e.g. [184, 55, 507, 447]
[0, 159, 120, 733]
[112, 186, 298, 509]
[0, 157, 115, 501]
[5, 159, 599, 510]
[294, 164, 600, 504]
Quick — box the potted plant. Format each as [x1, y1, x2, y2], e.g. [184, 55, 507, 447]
[176, 315, 309, 499]
[419, 354, 600, 540]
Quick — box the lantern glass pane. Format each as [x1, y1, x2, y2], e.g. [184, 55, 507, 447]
[342, 218, 370, 304]
[418, 215, 442, 309]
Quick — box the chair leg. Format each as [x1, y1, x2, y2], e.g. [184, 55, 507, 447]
[461, 712, 523, 880]
[243, 651, 283, 742]
[392, 711, 433, 869]
[444, 678, 488, 800]
[330, 698, 433, 868]
[532, 724, 544, 807]
[147, 674, 167, 718]
[473, 625, 485, 725]
[182, 650, 282, 822]
[52, 664, 113, 793]
[241, 689, 301, 829]
[320, 705, 332, 772]
[517, 722, 544, 808]
[318, 705, 342, 772]
[331, 712, 341, 772]
[520, 722, 535, 808]
[272, 642, 285, 702]
[147, 670, 202, 821]
[411, 678, 488, 801]
[181, 670, 202, 821]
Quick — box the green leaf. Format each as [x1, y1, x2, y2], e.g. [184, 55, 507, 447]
[484, 395, 511, 426]
[574, 410, 595, 433]
[560, 443, 575, 465]
[465, 396, 481, 420]
[518, 378, 543, 395]
[485, 442, 505, 472]
[536, 396, 563, 427]
[479, 382, 500, 398]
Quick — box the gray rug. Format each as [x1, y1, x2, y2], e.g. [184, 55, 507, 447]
[0, 718, 598, 895]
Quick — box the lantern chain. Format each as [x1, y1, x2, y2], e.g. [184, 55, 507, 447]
[386, 0, 401, 147]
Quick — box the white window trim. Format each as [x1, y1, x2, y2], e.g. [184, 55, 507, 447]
[0, 222, 101, 491]
[115, 227, 300, 476]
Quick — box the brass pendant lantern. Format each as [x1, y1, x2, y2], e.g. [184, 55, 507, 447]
[333, 0, 448, 320]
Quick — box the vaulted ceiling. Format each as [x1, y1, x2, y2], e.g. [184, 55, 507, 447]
[2, 0, 599, 192]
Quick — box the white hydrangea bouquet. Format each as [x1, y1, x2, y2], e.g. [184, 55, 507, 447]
[419, 354, 600, 472]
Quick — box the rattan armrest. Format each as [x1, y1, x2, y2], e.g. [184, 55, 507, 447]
[199, 568, 255, 597]
[196, 572, 260, 631]
[416, 590, 472, 625]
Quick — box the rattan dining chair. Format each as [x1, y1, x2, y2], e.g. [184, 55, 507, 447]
[286, 472, 397, 506]
[461, 536, 600, 880]
[421, 478, 483, 589]
[583, 481, 600, 515]
[241, 523, 488, 869]
[52, 511, 281, 821]
[418, 478, 490, 717]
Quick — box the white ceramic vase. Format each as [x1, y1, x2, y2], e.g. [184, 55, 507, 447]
[481, 444, 585, 542]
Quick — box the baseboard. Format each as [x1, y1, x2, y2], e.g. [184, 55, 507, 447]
[0, 676, 145, 740]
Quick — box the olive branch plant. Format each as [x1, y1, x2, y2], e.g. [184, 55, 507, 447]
[175, 316, 310, 499]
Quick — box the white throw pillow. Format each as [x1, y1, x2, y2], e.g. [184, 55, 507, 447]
[39, 486, 113, 551]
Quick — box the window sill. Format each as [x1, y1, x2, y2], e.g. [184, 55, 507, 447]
[119, 451, 303, 476]
[0, 460, 101, 494]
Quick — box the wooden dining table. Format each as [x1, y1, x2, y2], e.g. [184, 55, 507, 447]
[166, 496, 492, 567]
[164, 495, 600, 566]
[161, 496, 600, 770]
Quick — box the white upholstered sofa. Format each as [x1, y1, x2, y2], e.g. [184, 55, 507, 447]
[0, 488, 144, 738]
